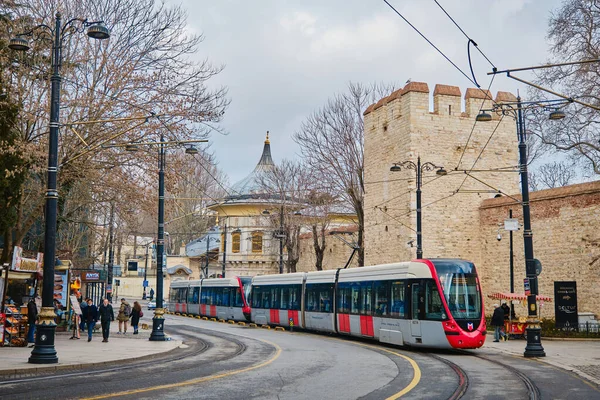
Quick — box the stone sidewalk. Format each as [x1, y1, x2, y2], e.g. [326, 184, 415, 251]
[481, 337, 600, 386]
[0, 303, 182, 378]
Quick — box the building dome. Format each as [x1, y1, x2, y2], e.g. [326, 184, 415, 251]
[222, 132, 282, 204]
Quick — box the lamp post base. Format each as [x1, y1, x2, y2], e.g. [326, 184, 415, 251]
[149, 308, 167, 341]
[524, 320, 546, 358]
[29, 307, 58, 364]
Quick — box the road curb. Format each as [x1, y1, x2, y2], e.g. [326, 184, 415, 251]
[0, 341, 181, 380]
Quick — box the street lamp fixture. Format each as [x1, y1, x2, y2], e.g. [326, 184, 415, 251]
[125, 143, 139, 152]
[9, 12, 110, 365]
[548, 109, 566, 120]
[389, 156, 446, 260]
[475, 111, 493, 122]
[476, 96, 571, 358]
[185, 145, 199, 155]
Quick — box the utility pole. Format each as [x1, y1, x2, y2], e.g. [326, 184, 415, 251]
[221, 222, 227, 278]
[107, 203, 115, 302]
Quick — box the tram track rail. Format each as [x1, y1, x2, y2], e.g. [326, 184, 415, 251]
[0, 324, 249, 391]
[470, 353, 540, 400]
[427, 353, 469, 400]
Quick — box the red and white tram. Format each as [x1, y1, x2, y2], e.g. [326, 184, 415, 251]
[251, 258, 486, 349]
[169, 277, 252, 321]
[169, 259, 486, 350]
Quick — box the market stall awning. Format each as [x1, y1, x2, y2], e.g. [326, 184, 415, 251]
[487, 292, 552, 302]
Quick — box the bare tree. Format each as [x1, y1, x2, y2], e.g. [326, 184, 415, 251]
[0, 0, 229, 263]
[293, 82, 395, 267]
[259, 159, 311, 273]
[531, 0, 600, 176]
[529, 160, 576, 191]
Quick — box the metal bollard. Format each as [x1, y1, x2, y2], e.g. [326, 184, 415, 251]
[289, 317, 294, 332]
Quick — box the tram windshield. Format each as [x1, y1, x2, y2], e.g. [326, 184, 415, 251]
[431, 259, 482, 320]
[240, 277, 252, 303]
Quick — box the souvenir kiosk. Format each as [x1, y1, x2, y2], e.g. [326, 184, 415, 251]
[488, 292, 552, 339]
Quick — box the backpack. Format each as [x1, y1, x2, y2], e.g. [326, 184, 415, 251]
[124, 303, 132, 317]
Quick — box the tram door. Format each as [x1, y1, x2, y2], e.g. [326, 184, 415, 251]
[411, 283, 423, 337]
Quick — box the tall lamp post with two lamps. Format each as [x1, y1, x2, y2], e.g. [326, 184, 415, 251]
[476, 96, 569, 357]
[9, 12, 110, 364]
[389, 156, 447, 259]
[105, 136, 207, 341]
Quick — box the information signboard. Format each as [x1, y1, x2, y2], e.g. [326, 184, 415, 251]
[554, 281, 578, 330]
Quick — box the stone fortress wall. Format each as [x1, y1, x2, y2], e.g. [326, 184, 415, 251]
[363, 82, 520, 269]
[480, 181, 600, 318]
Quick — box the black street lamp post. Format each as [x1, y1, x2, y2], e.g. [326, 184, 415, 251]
[9, 12, 110, 364]
[476, 96, 569, 357]
[390, 156, 447, 259]
[106, 203, 115, 302]
[113, 136, 206, 341]
[150, 133, 167, 341]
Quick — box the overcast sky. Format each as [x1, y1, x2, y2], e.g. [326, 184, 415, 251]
[175, 0, 562, 187]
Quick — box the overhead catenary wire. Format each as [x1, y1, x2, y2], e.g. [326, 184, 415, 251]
[455, 114, 505, 194]
[433, 0, 496, 69]
[382, 0, 479, 87]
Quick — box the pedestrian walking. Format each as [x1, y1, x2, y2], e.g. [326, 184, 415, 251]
[130, 301, 143, 334]
[27, 297, 38, 347]
[117, 298, 131, 334]
[98, 298, 114, 343]
[491, 304, 507, 342]
[82, 298, 99, 342]
[149, 288, 154, 301]
[80, 299, 88, 333]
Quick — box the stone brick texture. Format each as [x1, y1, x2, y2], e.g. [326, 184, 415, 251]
[480, 181, 600, 318]
[364, 82, 519, 272]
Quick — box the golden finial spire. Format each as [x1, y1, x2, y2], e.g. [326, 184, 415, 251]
[265, 131, 270, 145]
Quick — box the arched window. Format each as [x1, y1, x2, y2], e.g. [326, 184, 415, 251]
[232, 231, 241, 253]
[251, 231, 263, 253]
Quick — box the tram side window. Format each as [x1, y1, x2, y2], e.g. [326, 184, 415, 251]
[169, 288, 177, 303]
[337, 284, 352, 314]
[288, 286, 301, 310]
[270, 286, 281, 309]
[305, 284, 333, 312]
[222, 287, 231, 307]
[251, 287, 262, 309]
[425, 281, 444, 320]
[176, 288, 187, 303]
[390, 281, 405, 318]
[188, 287, 200, 304]
[374, 281, 389, 316]
[359, 282, 373, 316]
[234, 288, 243, 307]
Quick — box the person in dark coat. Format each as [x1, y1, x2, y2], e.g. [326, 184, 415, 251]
[27, 297, 38, 347]
[98, 298, 115, 343]
[82, 298, 99, 342]
[130, 301, 142, 334]
[149, 288, 154, 301]
[501, 302, 511, 320]
[491, 304, 507, 342]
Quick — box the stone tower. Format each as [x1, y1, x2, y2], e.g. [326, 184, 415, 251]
[363, 82, 520, 268]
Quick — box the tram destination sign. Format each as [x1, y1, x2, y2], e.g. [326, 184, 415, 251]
[554, 281, 578, 331]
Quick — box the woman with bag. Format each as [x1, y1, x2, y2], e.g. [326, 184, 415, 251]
[130, 301, 143, 334]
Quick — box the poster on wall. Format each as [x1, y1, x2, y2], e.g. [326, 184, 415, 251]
[54, 271, 68, 308]
[554, 281, 578, 331]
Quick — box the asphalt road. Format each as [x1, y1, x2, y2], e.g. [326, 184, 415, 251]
[1, 314, 599, 399]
